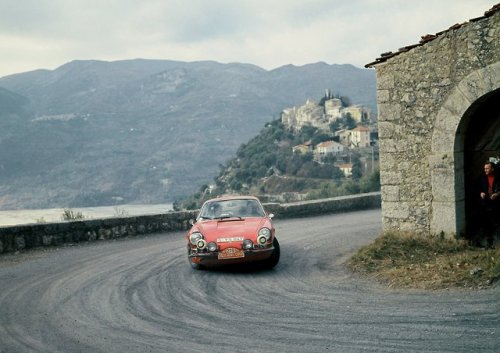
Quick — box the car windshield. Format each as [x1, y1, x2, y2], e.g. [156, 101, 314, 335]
[199, 199, 266, 220]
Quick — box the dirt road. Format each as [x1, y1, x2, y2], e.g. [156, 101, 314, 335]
[0, 209, 498, 352]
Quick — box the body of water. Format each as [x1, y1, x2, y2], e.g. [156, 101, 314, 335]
[0, 204, 174, 227]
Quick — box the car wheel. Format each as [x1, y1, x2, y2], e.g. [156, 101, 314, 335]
[187, 247, 204, 270]
[264, 237, 280, 269]
[189, 260, 204, 270]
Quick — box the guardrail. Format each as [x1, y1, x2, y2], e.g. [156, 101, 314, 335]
[0, 192, 380, 254]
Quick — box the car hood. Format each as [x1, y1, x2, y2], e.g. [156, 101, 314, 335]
[195, 218, 269, 241]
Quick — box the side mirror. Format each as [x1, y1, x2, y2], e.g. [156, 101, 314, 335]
[189, 219, 195, 225]
[268, 213, 274, 219]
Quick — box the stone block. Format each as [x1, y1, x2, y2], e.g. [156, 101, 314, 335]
[377, 89, 390, 103]
[15, 236, 26, 250]
[378, 102, 401, 122]
[441, 90, 471, 120]
[64, 233, 74, 243]
[87, 231, 97, 241]
[431, 128, 457, 154]
[382, 202, 409, 219]
[380, 171, 401, 185]
[431, 168, 456, 202]
[379, 139, 399, 153]
[416, 81, 431, 90]
[381, 185, 399, 202]
[376, 71, 395, 89]
[42, 235, 53, 246]
[457, 65, 499, 102]
[428, 153, 453, 170]
[399, 221, 420, 232]
[379, 152, 399, 171]
[377, 122, 397, 139]
[128, 224, 137, 235]
[430, 202, 458, 238]
[99, 228, 112, 240]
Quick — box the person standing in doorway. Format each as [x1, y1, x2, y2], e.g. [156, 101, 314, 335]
[477, 161, 499, 248]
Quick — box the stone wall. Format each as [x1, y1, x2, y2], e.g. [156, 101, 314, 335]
[0, 211, 197, 254]
[265, 192, 380, 219]
[369, 8, 499, 237]
[0, 192, 380, 254]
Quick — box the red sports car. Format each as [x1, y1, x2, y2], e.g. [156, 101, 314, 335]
[186, 196, 280, 269]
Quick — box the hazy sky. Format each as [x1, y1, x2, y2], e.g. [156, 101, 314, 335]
[0, 0, 495, 77]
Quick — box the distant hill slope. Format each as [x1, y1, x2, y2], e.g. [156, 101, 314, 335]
[0, 59, 376, 209]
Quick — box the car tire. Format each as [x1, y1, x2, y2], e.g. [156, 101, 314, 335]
[264, 237, 280, 269]
[188, 247, 204, 270]
[190, 260, 204, 270]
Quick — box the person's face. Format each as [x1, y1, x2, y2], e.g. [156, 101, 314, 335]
[484, 164, 493, 175]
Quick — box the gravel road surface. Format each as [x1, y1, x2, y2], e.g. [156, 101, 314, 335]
[0, 209, 498, 353]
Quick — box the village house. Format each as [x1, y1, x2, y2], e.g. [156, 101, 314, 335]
[292, 143, 313, 154]
[335, 129, 351, 147]
[350, 126, 371, 147]
[334, 126, 372, 148]
[342, 105, 370, 124]
[338, 163, 353, 177]
[315, 140, 344, 157]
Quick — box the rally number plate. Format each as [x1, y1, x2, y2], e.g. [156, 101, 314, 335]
[218, 247, 245, 260]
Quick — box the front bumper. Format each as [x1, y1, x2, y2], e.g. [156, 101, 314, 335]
[188, 246, 275, 266]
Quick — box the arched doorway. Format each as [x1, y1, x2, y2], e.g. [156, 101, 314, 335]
[462, 88, 500, 241]
[430, 62, 500, 238]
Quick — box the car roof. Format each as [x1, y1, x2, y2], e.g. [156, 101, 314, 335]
[203, 195, 260, 203]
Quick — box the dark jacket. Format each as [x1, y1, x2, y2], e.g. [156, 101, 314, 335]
[479, 173, 500, 213]
[480, 174, 500, 196]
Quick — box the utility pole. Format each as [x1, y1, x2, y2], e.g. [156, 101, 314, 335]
[370, 141, 375, 173]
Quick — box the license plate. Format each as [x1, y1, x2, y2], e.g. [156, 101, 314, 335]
[218, 247, 245, 260]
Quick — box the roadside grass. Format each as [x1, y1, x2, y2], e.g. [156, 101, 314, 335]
[61, 208, 85, 221]
[347, 232, 500, 290]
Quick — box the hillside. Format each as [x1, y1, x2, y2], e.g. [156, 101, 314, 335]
[0, 59, 376, 210]
[180, 113, 380, 210]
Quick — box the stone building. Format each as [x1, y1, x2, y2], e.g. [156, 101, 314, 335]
[324, 98, 343, 119]
[281, 96, 370, 132]
[366, 4, 499, 239]
[281, 99, 326, 130]
[350, 126, 371, 148]
[292, 143, 312, 154]
[315, 140, 344, 159]
[343, 105, 371, 124]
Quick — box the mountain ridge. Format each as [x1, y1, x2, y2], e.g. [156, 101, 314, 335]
[0, 59, 376, 210]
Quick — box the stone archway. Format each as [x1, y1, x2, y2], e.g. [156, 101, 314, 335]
[430, 62, 500, 238]
[463, 89, 500, 240]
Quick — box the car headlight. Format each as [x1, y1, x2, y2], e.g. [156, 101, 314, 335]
[243, 239, 253, 249]
[257, 227, 271, 245]
[207, 242, 217, 252]
[189, 232, 203, 245]
[196, 239, 207, 250]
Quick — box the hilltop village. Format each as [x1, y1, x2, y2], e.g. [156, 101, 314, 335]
[281, 90, 377, 178]
[179, 90, 380, 209]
